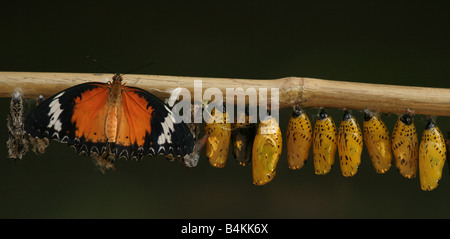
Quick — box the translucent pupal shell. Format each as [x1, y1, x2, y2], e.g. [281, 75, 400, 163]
[231, 112, 256, 166]
[312, 109, 337, 175]
[252, 116, 282, 186]
[286, 108, 312, 170]
[391, 113, 418, 179]
[204, 107, 231, 168]
[362, 110, 392, 174]
[419, 119, 446, 191]
[7, 90, 29, 160]
[338, 110, 363, 177]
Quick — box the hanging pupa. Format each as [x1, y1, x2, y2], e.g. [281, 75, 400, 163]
[204, 105, 231, 168]
[362, 109, 392, 174]
[338, 110, 363, 177]
[391, 112, 418, 179]
[286, 106, 312, 170]
[312, 108, 337, 175]
[231, 109, 256, 166]
[419, 119, 446, 191]
[7, 90, 29, 160]
[252, 116, 282, 186]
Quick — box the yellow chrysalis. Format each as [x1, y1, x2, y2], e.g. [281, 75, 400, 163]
[391, 113, 418, 179]
[362, 109, 392, 174]
[204, 106, 231, 168]
[338, 110, 363, 177]
[312, 109, 337, 175]
[286, 107, 312, 170]
[252, 116, 282, 186]
[419, 119, 446, 191]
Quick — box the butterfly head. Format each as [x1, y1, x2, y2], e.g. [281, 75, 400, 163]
[112, 74, 124, 84]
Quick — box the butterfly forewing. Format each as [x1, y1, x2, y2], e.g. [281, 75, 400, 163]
[25, 82, 106, 144]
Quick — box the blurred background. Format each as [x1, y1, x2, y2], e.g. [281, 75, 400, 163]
[1, 1, 450, 219]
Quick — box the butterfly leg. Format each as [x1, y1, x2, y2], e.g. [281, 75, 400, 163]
[91, 142, 116, 173]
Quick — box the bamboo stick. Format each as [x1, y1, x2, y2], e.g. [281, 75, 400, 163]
[0, 71, 449, 116]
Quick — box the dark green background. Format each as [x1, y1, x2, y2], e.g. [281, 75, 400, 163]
[1, 1, 450, 218]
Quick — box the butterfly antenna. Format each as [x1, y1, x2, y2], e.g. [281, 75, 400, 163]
[86, 55, 114, 74]
[123, 62, 156, 75]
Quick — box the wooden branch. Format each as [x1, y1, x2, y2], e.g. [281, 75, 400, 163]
[1, 71, 449, 116]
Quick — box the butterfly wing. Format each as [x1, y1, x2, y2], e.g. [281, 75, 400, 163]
[25, 82, 110, 154]
[116, 86, 195, 159]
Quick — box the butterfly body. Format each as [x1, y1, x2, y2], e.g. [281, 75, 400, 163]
[105, 77, 123, 143]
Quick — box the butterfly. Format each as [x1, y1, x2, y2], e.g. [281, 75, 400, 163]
[24, 73, 195, 161]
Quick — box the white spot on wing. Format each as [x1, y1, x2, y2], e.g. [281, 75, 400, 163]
[157, 108, 176, 145]
[47, 91, 65, 132]
[54, 92, 64, 99]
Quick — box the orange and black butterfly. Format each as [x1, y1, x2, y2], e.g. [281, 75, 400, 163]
[24, 74, 195, 161]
